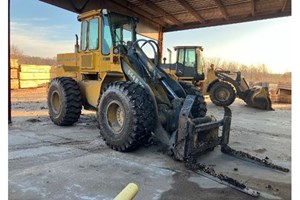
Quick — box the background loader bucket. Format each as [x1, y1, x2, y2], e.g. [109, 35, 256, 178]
[244, 86, 274, 110]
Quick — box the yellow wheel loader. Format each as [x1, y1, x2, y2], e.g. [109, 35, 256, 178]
[161, 46, 273, 110]
[47, 9, 287, 197]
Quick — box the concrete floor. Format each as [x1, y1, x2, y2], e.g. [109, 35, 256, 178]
[8, 88, 291, 200]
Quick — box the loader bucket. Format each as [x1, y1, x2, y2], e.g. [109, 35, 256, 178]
[243, 86, 274, 110]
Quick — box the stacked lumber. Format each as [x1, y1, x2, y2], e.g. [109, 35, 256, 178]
[270, 83, 291, 104]
[10, 59, 20, 89]
[19, 64, 56, 88]
[276, 83, 291, 103]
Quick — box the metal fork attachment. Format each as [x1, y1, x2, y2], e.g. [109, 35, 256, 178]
[172, 95, 232, 161]
[171, 95, 289, 197]
[221, 145, 289, 172]
[185, 158, 260, 197]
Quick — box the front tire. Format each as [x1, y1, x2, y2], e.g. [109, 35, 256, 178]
[98, 81, 156, 152]
[179, 81, 207, 118]
[209, 81, 236, 106]
[48, 77, 82, 126]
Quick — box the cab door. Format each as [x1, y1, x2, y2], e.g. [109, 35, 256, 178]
[182, 48, 197, 77]
[79, 17, 100, 73]
[176, 48, 197, 77]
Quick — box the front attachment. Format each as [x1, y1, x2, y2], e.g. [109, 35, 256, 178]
[172, 95, 232, 161]
[244, 86, 274, 110]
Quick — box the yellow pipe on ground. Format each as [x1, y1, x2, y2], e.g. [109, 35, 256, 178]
[114, 183, 139, 200]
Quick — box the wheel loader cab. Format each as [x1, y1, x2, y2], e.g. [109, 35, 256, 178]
[76, 9, 138, 73]
[171, 46, 205, 81]
[55, 9, 140, 110]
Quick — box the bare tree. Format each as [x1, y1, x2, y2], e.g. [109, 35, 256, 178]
[10, 45, 23, 59]
[10, 44, 56, 65]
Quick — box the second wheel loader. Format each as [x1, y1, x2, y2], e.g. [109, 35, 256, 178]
[161, 46, 273, 110]
[47, 9, 287, 197]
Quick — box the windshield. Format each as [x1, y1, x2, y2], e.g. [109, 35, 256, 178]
[108, 12, 137, 47]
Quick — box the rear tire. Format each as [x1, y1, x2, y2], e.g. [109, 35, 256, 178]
[179, 81, 207, 117]
[98, 81, 156, 152]
[209, 81, 236, 106]
[48, 77, 82, 126]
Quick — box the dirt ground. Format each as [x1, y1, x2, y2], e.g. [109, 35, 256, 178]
[8, 87, 291, 200]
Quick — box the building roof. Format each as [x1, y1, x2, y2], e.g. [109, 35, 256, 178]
[40, 0, 291, 32]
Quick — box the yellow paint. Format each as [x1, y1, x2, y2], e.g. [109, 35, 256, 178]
[78, 80, 102, 108]
[114, 183, 139, 200]
[57, 53, 78, 69]
[78, 10, 100, 21]
[202, 66, 218, 95]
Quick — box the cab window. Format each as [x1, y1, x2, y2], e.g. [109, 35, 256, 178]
[102, 15, 112, 55]
[177, 48, 184, 65]
[184, 48, 196, 68]
[89, 18, 99, 50]
[81, 21, 88, 51]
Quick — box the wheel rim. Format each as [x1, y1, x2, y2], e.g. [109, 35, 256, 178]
[106, 100, 125, 133]
[216, 88, 230, 101]
[51, 91, 61, 114]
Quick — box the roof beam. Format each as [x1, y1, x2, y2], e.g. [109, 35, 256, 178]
[143, 0, 183, 26]
[213, 0, 229, 20]
[66, 0, 90, 13]
[108, 0, 167, 27]
[281, 0, 288, 12]
[164, 11, 291, 32]
[176, 0, 205, 23]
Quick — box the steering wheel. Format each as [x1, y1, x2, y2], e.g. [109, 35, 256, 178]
[129, 39, 160, 67]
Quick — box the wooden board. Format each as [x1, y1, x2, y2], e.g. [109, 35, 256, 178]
[20, 65, 53, 73]
[277, 95, 291, 104]
[10, 69, 19, 79]
[11, 79, 20, 89]
[20, 80, 50, 88]
[20, 72, 56, 80]
[10, 59, 19, 69]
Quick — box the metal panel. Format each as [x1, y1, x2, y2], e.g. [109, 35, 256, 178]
[81, 54, 93, 69]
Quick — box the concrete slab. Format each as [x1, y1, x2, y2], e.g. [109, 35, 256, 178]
[8, 89, 291, 200]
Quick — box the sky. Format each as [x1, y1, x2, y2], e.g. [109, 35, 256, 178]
[10, 0, 295, 74]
